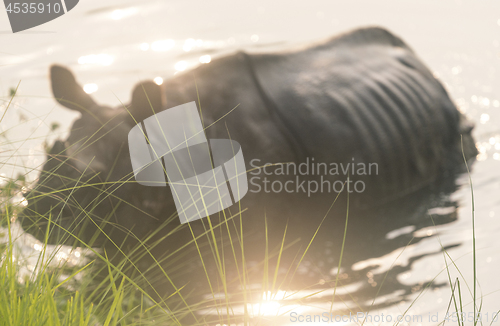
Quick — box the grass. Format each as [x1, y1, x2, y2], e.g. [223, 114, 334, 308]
[0, 85, 496, 326]
[0, 180, 166, 326]
[0, 214, 99, 326]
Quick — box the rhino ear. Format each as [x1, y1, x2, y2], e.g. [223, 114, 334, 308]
[50, 65, 97, 112]
[129, 81, 165, 122]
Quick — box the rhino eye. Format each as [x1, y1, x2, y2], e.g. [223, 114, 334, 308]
[64, 143, 106, 173]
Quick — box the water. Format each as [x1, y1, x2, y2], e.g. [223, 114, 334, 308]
[1, 0, 500, 324]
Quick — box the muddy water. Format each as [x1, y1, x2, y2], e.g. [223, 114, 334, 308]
[1, 0, 500, 324]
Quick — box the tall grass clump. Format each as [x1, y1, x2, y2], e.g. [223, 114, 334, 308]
[0, 177, 113, 326]
[0, 179, 173, 326]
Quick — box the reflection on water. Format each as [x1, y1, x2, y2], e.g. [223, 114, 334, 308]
[200, 54, 212, 63]
[174, 60, 188, 72]
[0, 220, 90, 288]
[83, 83, 98, 94]
[151, 171, 468, 325]
[151, 39, 176, 52]
[154, 76, 164, 85]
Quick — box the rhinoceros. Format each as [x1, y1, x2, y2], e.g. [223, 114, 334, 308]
[19, 26, 476, 297]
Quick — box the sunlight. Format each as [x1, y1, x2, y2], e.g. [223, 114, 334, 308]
[175, 61, 187, 71]
[249, 300, 281, 316]
[199, 55, 211, 63]
[83, 83, 98, 94]
[183, 38, 196, 52]
[154, 77, 163, 85]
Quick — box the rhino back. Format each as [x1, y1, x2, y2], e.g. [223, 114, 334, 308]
[161, 52, 301, 164]
[248, 27, 463, 198]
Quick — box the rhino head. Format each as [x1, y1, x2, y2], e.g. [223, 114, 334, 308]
[20, 65, 176, 247]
